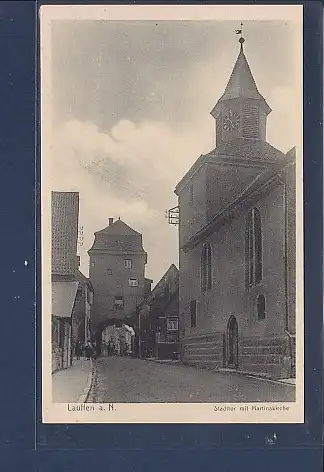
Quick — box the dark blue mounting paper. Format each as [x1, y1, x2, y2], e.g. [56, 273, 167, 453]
[0, 1, 322, 471]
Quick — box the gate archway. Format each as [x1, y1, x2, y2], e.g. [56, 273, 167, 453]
[94, 317, 137, 357]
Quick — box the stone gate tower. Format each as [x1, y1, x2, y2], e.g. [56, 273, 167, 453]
[88, 218, 150, 337]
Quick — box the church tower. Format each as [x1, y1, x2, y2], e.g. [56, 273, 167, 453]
[210, 36, 271, 145]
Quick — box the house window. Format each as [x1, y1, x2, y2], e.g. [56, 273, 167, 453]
[257, 294, 266, 320]
[190, 300, 197, 328]
[106, 268, 112, 275]
[90, 261, 95, 267]
[128, 277, 138, 287]
[201, 243, 212, 292]
[245, 208, 262, 287]
[124, 259, 132, 269]
[114, 296, 124, 308]
[166, 332, 178, 343]
[167, 319, 178, 331]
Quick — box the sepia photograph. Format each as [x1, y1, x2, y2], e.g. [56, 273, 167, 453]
[41, 5, 303, 423]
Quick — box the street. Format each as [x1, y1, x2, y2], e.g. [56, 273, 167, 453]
[88, 356, 295, 403]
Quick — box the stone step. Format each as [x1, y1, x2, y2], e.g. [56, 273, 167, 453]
[184, 346, 223, 354]
[240, 345, 283, 354]
[184, 353, 223, 362]
[242, 337, 285, 347]
[184, 352, 223, 359]
[181, 335, 223, 344]
[240, 353, 281, 364]
[184, 359, 223, 369]
[240, 362, 280, 376]
[181, 342, 223, 347]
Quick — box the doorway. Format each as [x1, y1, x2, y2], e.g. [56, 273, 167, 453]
[227, 316, 239, 368]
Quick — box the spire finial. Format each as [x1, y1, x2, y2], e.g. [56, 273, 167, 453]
[235, 22, 245, 50]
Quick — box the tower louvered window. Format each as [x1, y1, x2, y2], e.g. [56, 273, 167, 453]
[245, 208, 262, 287]
[242, 103, 260, 139]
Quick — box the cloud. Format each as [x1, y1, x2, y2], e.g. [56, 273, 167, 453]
[49, 85, 299, 284]
[50, 116, 214, 283]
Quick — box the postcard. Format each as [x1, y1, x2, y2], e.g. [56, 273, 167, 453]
[41, 4, 303, 423]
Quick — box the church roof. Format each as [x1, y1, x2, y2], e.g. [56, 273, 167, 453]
[174, 138, 286, 195]
[212, 44, 271, 115]
[207, 138, 285, 161]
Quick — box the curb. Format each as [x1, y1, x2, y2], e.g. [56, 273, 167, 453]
[145, 358, 295, 386]
[77, 359, 94, 403]
[146, 358, 181, 366]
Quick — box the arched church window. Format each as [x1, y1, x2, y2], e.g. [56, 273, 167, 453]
[256, 294, 266, 320]
[245, 208, 262, 287]
[201, 243, 212, 293]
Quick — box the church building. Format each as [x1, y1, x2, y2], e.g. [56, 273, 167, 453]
[174, 35, 296, 379]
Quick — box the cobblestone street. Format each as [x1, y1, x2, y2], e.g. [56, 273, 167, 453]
[88, 356, 295, 403]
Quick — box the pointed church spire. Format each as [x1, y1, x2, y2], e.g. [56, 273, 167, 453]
[218, 35, 268, 107]
[211, 28, 272, 144]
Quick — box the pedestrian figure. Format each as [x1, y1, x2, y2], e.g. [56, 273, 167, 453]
[75, 340, 82, 360]
[84, 340, 93, 360]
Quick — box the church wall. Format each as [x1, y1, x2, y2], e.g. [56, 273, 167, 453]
[179, 179, 293, 376]
[178, 166, 207, 247]
[283, 161, 296, 335]
[180, 182, 286, 336]
[205, 162, 262, 222]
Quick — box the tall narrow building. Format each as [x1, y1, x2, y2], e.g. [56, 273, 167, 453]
[51, 191, 80, 372]
[88, 218, 150, 346]
[175, 36, 296, 379]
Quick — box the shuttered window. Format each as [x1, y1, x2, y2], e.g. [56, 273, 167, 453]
[242, 103, 259, 138]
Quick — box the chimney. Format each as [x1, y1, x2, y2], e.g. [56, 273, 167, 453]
[108, 218, 114, 226]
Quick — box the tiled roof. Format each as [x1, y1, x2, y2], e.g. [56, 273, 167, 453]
[51, 192, 79, 276]
[96, 219, 140, 236]
[88, 219, 146, 253]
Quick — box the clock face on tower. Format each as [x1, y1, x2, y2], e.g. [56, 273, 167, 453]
[223, 109, 240, 132]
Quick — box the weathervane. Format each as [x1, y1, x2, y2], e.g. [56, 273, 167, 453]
[235, 22, 245, 49]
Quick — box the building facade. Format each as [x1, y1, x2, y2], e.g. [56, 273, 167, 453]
[88, 218, 151, 350]
[136, 264, 180, 360]
[71, 270, 94, 356]
[175, 38, 296, 379]
[51, 191, 80, 373]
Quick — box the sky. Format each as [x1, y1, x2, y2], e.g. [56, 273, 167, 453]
[48, 18, 301, 285]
